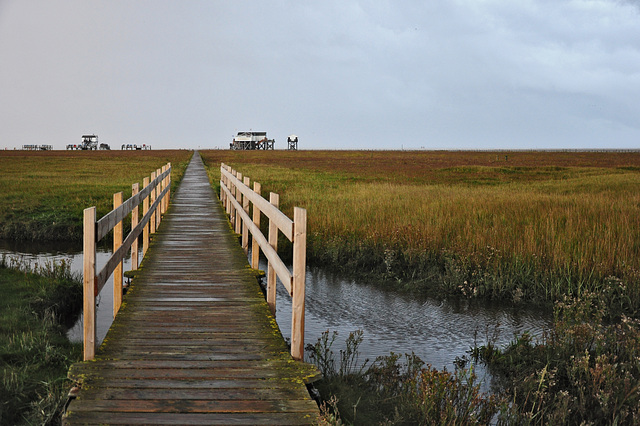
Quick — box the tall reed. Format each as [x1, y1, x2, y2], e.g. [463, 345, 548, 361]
[208, 159, 640, 312]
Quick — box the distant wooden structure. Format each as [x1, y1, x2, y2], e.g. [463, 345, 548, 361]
[230, 131, 275, 150]
[22, 144, 52, 150]
[287, 135, 298, 150]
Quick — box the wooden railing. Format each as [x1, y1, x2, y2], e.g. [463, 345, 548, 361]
[219, 163, 307, 361]
[82, 163, 171, 360]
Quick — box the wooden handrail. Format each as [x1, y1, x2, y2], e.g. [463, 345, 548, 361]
[82, 163, 171, 361]
[219, 163, 307, 361]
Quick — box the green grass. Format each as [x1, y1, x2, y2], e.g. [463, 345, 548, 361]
[0, 150, 192, 241]
[200, 150, 640, 314]
[0, 257, 83, 425]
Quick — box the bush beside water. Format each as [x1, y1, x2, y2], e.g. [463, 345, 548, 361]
[309, 330, 502, 425]
[0, 256, 82, 425]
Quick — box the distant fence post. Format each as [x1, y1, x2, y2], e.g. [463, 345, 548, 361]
[83, 207, 96, 361]
[131, 183, 139, 270]
[242, 176, 250, 253]
[165, 162, 171, 213]
[235, 172, 243, 234]
[251, 182, 261, 269]
[161, 165, 167, 214]
[143, 176, 150, 256]
[150, 171, 157, 234]
[267, 192, 279, 316]
[113, 192, 123, 317]
[291, 207, 307, 361]
[155, 168, 162, 229]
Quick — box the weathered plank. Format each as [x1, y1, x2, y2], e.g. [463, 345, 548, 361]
[64, 153, 320, 425]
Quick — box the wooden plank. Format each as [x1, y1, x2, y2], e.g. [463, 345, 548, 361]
[67, 399, 318, 413]
[72, 387, 311, 401]
[64, 412, 316, 425]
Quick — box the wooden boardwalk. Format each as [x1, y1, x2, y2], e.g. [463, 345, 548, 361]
[64, 154, 320, 425]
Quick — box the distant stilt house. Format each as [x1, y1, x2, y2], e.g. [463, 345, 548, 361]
[67, 135, 99, 150]
[230, 131, 275, 150]
[287, 135, 298, 150]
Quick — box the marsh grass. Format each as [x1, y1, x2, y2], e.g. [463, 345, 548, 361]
[200, 150, 640, 313]
[0, 256, 83, 425]
[473, 291, 640, 424]
[0, 150, 192, 241]
[203, 150, 640, 423]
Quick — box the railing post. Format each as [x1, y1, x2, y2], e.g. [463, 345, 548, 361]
[251, 182, 261, 269]
[150, 171, 157, 234]
[242, 176, 250, 253]
[166, 162, 171, 211]
[227, 166, 233, 215]
[160, 165, 167, 215]
[83, 206, 96, 361]
[291, 207, 307, 361]
[220, 164, 227, 208]
[143, 176, 150, 256]
[219, 164, 225, 205]
[131, 183, 139, 270]
[155, 167, 162, 229]
[267, 192, 279, 316]
[235, 172, 243, 234]
[113, 192, 123, 317]
[230, 169, 237, 224]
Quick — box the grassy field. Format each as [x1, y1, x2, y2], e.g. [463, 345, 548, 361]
[0, 150, 192, 241]
[201, 149, 640, 424]
[200, 150, 640, 311]
[0, 150, 193, 424]
[0, 257, 82, 425]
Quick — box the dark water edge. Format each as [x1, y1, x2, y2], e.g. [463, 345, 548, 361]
[1, 239, 552, 382]
[252, 252, 551, 379]
[0, 239, 127, 344]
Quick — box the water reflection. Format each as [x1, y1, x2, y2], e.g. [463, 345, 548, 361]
[270, 263, 550, 371]
[1, 239, 551, 373]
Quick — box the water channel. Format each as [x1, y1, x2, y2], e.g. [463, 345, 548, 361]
[1, 239, 551, 378]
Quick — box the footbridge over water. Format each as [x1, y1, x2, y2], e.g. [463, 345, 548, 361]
[63, 153, 320, 425]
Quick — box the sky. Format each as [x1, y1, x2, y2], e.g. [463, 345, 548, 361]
[1, 0, 639, 151]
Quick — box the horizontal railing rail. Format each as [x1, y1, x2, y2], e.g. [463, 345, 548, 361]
[220, 163, 307, 361]
[82, 163, 171, 360]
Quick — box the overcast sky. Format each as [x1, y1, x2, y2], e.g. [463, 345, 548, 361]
[1, 1, 639, 150]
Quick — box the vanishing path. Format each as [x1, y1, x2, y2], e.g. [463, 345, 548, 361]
[64, 153, 319, 425]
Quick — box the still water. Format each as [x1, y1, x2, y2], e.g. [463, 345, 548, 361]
[0, 239, 126, 344]
[1, 240, 550, 373]
[258, 256, 550, 372]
